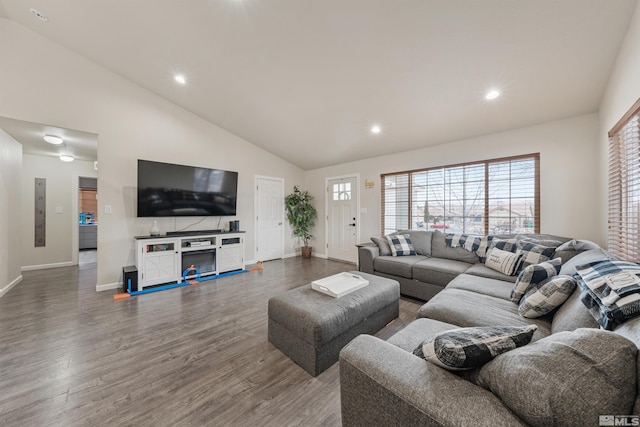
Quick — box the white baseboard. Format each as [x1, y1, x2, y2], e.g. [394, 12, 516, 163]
[96, 282, 120, 292]
[283, 252, 299, 258]
[21, 261, 73, 272]
[0, 275, 23, 298]
[312, 252, 328, 259]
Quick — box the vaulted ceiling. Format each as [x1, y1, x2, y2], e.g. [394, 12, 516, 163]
[1, 0, 636, 170]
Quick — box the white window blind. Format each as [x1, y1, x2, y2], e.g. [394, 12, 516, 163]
[381, 154, 539, 236]
[608, 99, 640, 262]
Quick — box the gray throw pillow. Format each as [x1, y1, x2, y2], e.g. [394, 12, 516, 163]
[371, 236, 392, 256]
[518, 275, 577, 318]
[412, 325, 537, 370]
[511, 258, 562, 303]
[555, 239, 601, 252]
[475, 329, 638, 427]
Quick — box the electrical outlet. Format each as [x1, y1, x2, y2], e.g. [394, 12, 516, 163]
[56, 207, 63, 214]
[104, 205, 112, 214]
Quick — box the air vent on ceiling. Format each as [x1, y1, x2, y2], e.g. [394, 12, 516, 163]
[30, 8, 49, 22]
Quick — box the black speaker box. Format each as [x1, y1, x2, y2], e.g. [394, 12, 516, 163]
[229, 220, 240, 232]
[123, 265, 138, 293]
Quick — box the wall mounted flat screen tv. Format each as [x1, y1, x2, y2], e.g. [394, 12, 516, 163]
[137, 159, 238, 217]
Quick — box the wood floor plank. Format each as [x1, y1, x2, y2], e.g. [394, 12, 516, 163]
[0, 258, 421, 426]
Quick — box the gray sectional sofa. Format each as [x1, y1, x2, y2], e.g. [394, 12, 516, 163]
[342, 231, 640, 426]
[358, 229, 576, 301]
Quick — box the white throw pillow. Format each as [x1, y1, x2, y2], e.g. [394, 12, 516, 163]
[484, 248, 523, 276]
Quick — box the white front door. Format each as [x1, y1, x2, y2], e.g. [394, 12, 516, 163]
[255, 176, 284, 262]
[327, 176, 358, 263]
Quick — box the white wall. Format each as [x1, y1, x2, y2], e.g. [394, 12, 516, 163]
[305, 113, 602, 252]
[20, 154, 95, 270]
[0, 129, 22, 296]
[598, 1, 640, 246]
[0, 18, 305, 290]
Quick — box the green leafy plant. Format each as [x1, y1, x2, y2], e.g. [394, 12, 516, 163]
[285, 186, 317, 248]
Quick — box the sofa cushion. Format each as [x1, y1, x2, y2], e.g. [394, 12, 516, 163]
[371, 236, 392, 256]
[511, 258, 562, 303]
[475, 328, 638, 427]
[398, 230, 433, 256]
[464, 264, 517, 283]
[387, 318, 460, 352]
[446, 274, 515, 300]
[412, 257, 473, 287]
[413, 325, 537, 371]
[516, 241, 556, 269]
[431, 230, 479, 263]
[374, 255, 427, 279]
[385, 234, 416, 256]
[518, 275, 577, 318]
[551, 287, 600, 333]
[417, 288, 552, 341]
[558, 248, 613, 276]
[484, 248, 523, 276]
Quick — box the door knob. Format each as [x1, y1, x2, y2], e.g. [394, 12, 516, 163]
[278, 222, 282, 225]
[348, 223, 356, 226]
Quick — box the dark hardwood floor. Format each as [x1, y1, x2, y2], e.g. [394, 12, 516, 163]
[0, 257, 421, 426]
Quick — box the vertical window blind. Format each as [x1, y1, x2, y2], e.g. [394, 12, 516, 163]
[381, 154, 539, 236]
[608, 98, 640, 262]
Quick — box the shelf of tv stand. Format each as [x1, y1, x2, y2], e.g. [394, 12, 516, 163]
[134, 231, 245, 290]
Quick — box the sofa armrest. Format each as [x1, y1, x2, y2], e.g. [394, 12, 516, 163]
[340, 335, 525, 427]
[357, 243, 378, 274]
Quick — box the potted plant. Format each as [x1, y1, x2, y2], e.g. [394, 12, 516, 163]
[285, 186, 317, 258]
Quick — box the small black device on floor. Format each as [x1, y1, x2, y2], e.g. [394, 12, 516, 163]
[122, 265, 138, 293]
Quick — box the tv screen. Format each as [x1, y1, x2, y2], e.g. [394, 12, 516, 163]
[137, 160, 238, 217]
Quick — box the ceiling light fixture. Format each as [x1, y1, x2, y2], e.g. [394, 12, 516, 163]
[485, 90, 501, 100]
[43, 135, 63, 145]
[59, 155, 74, 162]
[174, 74, 187, 85]
[30, 8, 49, 22]
[371, 125, 381, 134]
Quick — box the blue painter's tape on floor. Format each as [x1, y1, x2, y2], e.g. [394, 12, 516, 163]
[127, 269, 249, 296]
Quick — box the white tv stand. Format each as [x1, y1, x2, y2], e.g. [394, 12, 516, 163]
[134, 231, 245, 290]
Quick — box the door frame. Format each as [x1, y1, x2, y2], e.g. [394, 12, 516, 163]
[72, 170, 98, 266]
[324, 173, 360, 261]
[254, 175, 285, 263]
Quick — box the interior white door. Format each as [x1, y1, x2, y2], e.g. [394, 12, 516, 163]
[255, 177, 284, 262]
[327, 176, 358, 263]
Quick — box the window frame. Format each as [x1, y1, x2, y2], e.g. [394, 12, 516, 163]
[380, 153, 540, 236]
[608, 98, 640, 262]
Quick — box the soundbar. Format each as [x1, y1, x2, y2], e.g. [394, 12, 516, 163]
[167, 229, 222, 236]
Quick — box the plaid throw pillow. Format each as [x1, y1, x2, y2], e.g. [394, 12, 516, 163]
[511, 258, 562, 303]
[446, 233, 493, 261]
[575, 260, 640, 330]
[518, 275, 577, 318]
[489, 238, 519, 254]
[517, 242, 556, 270]
[413, 325, 537, 370]
[385, 234, 416, 256]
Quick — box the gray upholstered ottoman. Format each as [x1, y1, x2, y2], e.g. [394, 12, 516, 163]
[268, 271, 400, 376]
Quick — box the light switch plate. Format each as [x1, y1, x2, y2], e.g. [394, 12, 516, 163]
[56, 207, 63, 214]
[104, 205, 112, 214]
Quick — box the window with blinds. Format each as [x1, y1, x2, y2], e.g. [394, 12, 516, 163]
[381, 154, 539, 236]
[608, 98, 640, 262]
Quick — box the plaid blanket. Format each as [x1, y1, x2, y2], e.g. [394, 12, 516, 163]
[575, 260, 640, 330]
[446, 233, 493, 261]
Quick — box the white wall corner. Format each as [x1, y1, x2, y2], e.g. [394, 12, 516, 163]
[0, 275, 23, 298]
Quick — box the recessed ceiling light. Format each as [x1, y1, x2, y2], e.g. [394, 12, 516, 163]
[485, 90, 501, 100]
[43, 135, 63, 145]
[30, 8, 49, 22]
[174, 74, 187, 85]
[59, 155, 74, 162]
[371, 125, 381, 134]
